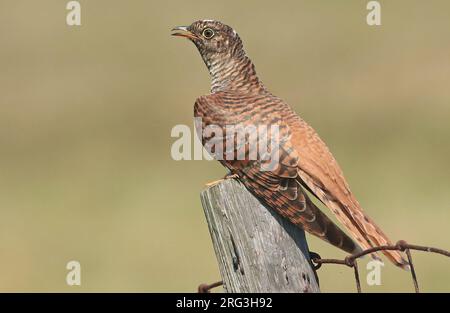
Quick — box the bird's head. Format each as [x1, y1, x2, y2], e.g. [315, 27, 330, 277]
[171, 20, 244, 68]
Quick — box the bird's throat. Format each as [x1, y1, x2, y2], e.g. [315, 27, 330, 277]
[206, 53, 263, 93]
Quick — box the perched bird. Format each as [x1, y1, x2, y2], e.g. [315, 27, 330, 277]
[172, 20, 409, 269]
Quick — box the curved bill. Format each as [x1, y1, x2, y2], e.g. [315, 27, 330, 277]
[171, 26, 199, 40]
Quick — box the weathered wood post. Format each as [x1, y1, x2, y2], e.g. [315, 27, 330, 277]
[200, 179, 320, 293]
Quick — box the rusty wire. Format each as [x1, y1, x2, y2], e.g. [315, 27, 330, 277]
[310, 240, 450, 293]
[198, 240, 449, 293]
[198, 280, 223, 293]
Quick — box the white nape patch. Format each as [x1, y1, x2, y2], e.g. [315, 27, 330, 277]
[202, 19, 216, 22]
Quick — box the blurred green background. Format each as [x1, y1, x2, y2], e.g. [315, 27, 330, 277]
[0, 0, 449, 292]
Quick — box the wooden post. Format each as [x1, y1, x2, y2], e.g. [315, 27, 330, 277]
[200, 179, 320, 293]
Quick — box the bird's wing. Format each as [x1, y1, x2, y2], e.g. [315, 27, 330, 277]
[286, 110, 409, 269]
[195, 93, 361, 254]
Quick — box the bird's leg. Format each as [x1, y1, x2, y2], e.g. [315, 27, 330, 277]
[205, 172, 239, 187]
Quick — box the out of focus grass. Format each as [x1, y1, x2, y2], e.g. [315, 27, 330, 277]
[0, 0, 448, 292]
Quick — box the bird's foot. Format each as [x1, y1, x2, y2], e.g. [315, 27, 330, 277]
[205, 173, 239, 187]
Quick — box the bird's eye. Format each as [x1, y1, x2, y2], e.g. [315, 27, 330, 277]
[202, 28, 215, 39]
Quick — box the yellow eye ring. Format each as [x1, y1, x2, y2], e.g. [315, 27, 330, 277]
[202, 28, 215, 39]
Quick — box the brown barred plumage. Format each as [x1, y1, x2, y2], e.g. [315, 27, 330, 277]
[172, 20, 409, 269]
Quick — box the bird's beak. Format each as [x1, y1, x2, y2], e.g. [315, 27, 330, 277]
[171, 26, 199, 40]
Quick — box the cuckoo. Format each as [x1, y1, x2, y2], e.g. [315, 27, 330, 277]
[172, 20, 409, 269]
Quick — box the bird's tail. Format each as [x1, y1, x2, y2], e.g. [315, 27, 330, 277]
[302, 193, 362, 254]
[355, 211, 410, 270]
[324, 196, 410, 270]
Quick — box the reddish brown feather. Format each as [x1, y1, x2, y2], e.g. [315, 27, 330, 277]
[186, 20, 409, 269]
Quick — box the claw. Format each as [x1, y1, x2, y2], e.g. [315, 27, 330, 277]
[205, 173, 239, 187]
